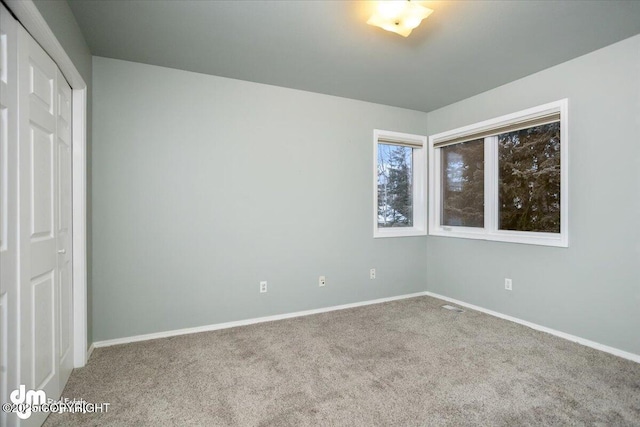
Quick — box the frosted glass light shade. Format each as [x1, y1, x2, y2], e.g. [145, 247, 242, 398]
[367, 1, 433, 37]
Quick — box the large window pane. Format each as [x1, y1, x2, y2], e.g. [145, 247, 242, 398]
[498, 122, 561, 233]
[441, 139, 484, 227]
[377, 144, 413, 228]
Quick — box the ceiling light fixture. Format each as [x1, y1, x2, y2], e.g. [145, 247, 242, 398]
[367, 1, 433, 37]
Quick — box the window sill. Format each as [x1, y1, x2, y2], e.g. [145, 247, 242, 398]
[374, 227, 427, 238]
[429, 227, 568, 247]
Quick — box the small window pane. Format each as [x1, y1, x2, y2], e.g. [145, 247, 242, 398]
[441, 139, 484, 227]
[498, 122, 561, 233]
[377, 144, 413, 228]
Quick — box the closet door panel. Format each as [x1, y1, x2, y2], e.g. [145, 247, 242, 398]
[0, 3, 19, 426]
[57, 72, 73, 386]
[2, 9, 74, 425]
[18, 24, 60, 426]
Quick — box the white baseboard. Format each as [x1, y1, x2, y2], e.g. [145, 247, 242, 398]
[91, 290, 640, 364]
[93, 291, 429, 348]
[86, 343, 95, 361]
[424, 291, 640, 364]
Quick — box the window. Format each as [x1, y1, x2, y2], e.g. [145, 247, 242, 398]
[374, 129, 426, 238]
[441, 138, 484, 228]
[428, 99, 568, 247]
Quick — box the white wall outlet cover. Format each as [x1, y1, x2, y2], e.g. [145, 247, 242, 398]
[260, 281, 268, 293]
[319, 276, 326, 287]
[504, 278, 512, 290]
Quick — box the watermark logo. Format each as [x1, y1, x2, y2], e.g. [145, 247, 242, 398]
[2, 385, 110, 420]
[8, 385, 45, 419]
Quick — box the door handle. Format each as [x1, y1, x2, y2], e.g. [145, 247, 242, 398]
[57, 249, 66, 254]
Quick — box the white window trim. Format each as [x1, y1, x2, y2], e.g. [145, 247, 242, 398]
[428, 99, 569, 247]
[373, 129, 427, 238]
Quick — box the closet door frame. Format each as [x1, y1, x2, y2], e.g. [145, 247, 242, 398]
[1, 5, 20, 427]
[6, 0, 88, 368]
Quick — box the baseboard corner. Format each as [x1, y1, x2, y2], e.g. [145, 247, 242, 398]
[87, 343, 95, 361]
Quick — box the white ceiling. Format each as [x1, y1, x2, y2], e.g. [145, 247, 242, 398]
[68, 0, 640, 112]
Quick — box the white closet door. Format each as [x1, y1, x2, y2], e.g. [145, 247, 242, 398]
[1, 10, 74, 426]
[0, 4, 19, 427]
[56, 72, 73, 387]
[18, 23, 61, 427]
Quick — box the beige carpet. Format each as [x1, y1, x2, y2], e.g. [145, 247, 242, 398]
[44, 296, 640, 426]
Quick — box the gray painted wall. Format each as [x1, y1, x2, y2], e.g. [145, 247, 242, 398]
[426, 35, 640, 355]
[91, 57, 428, 341]
[92, 36, 639, 356]
[32, 0, 94, 346]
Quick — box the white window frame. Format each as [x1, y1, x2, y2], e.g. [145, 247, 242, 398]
[373, 129, 427, 238]
[428, 99, 568, 247]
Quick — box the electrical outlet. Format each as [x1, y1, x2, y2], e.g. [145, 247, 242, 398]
[260, 281, 268, 293]
[319, 276, 326, 287]
[504, 278, 512, 291]
[370, 268, 376, 279]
